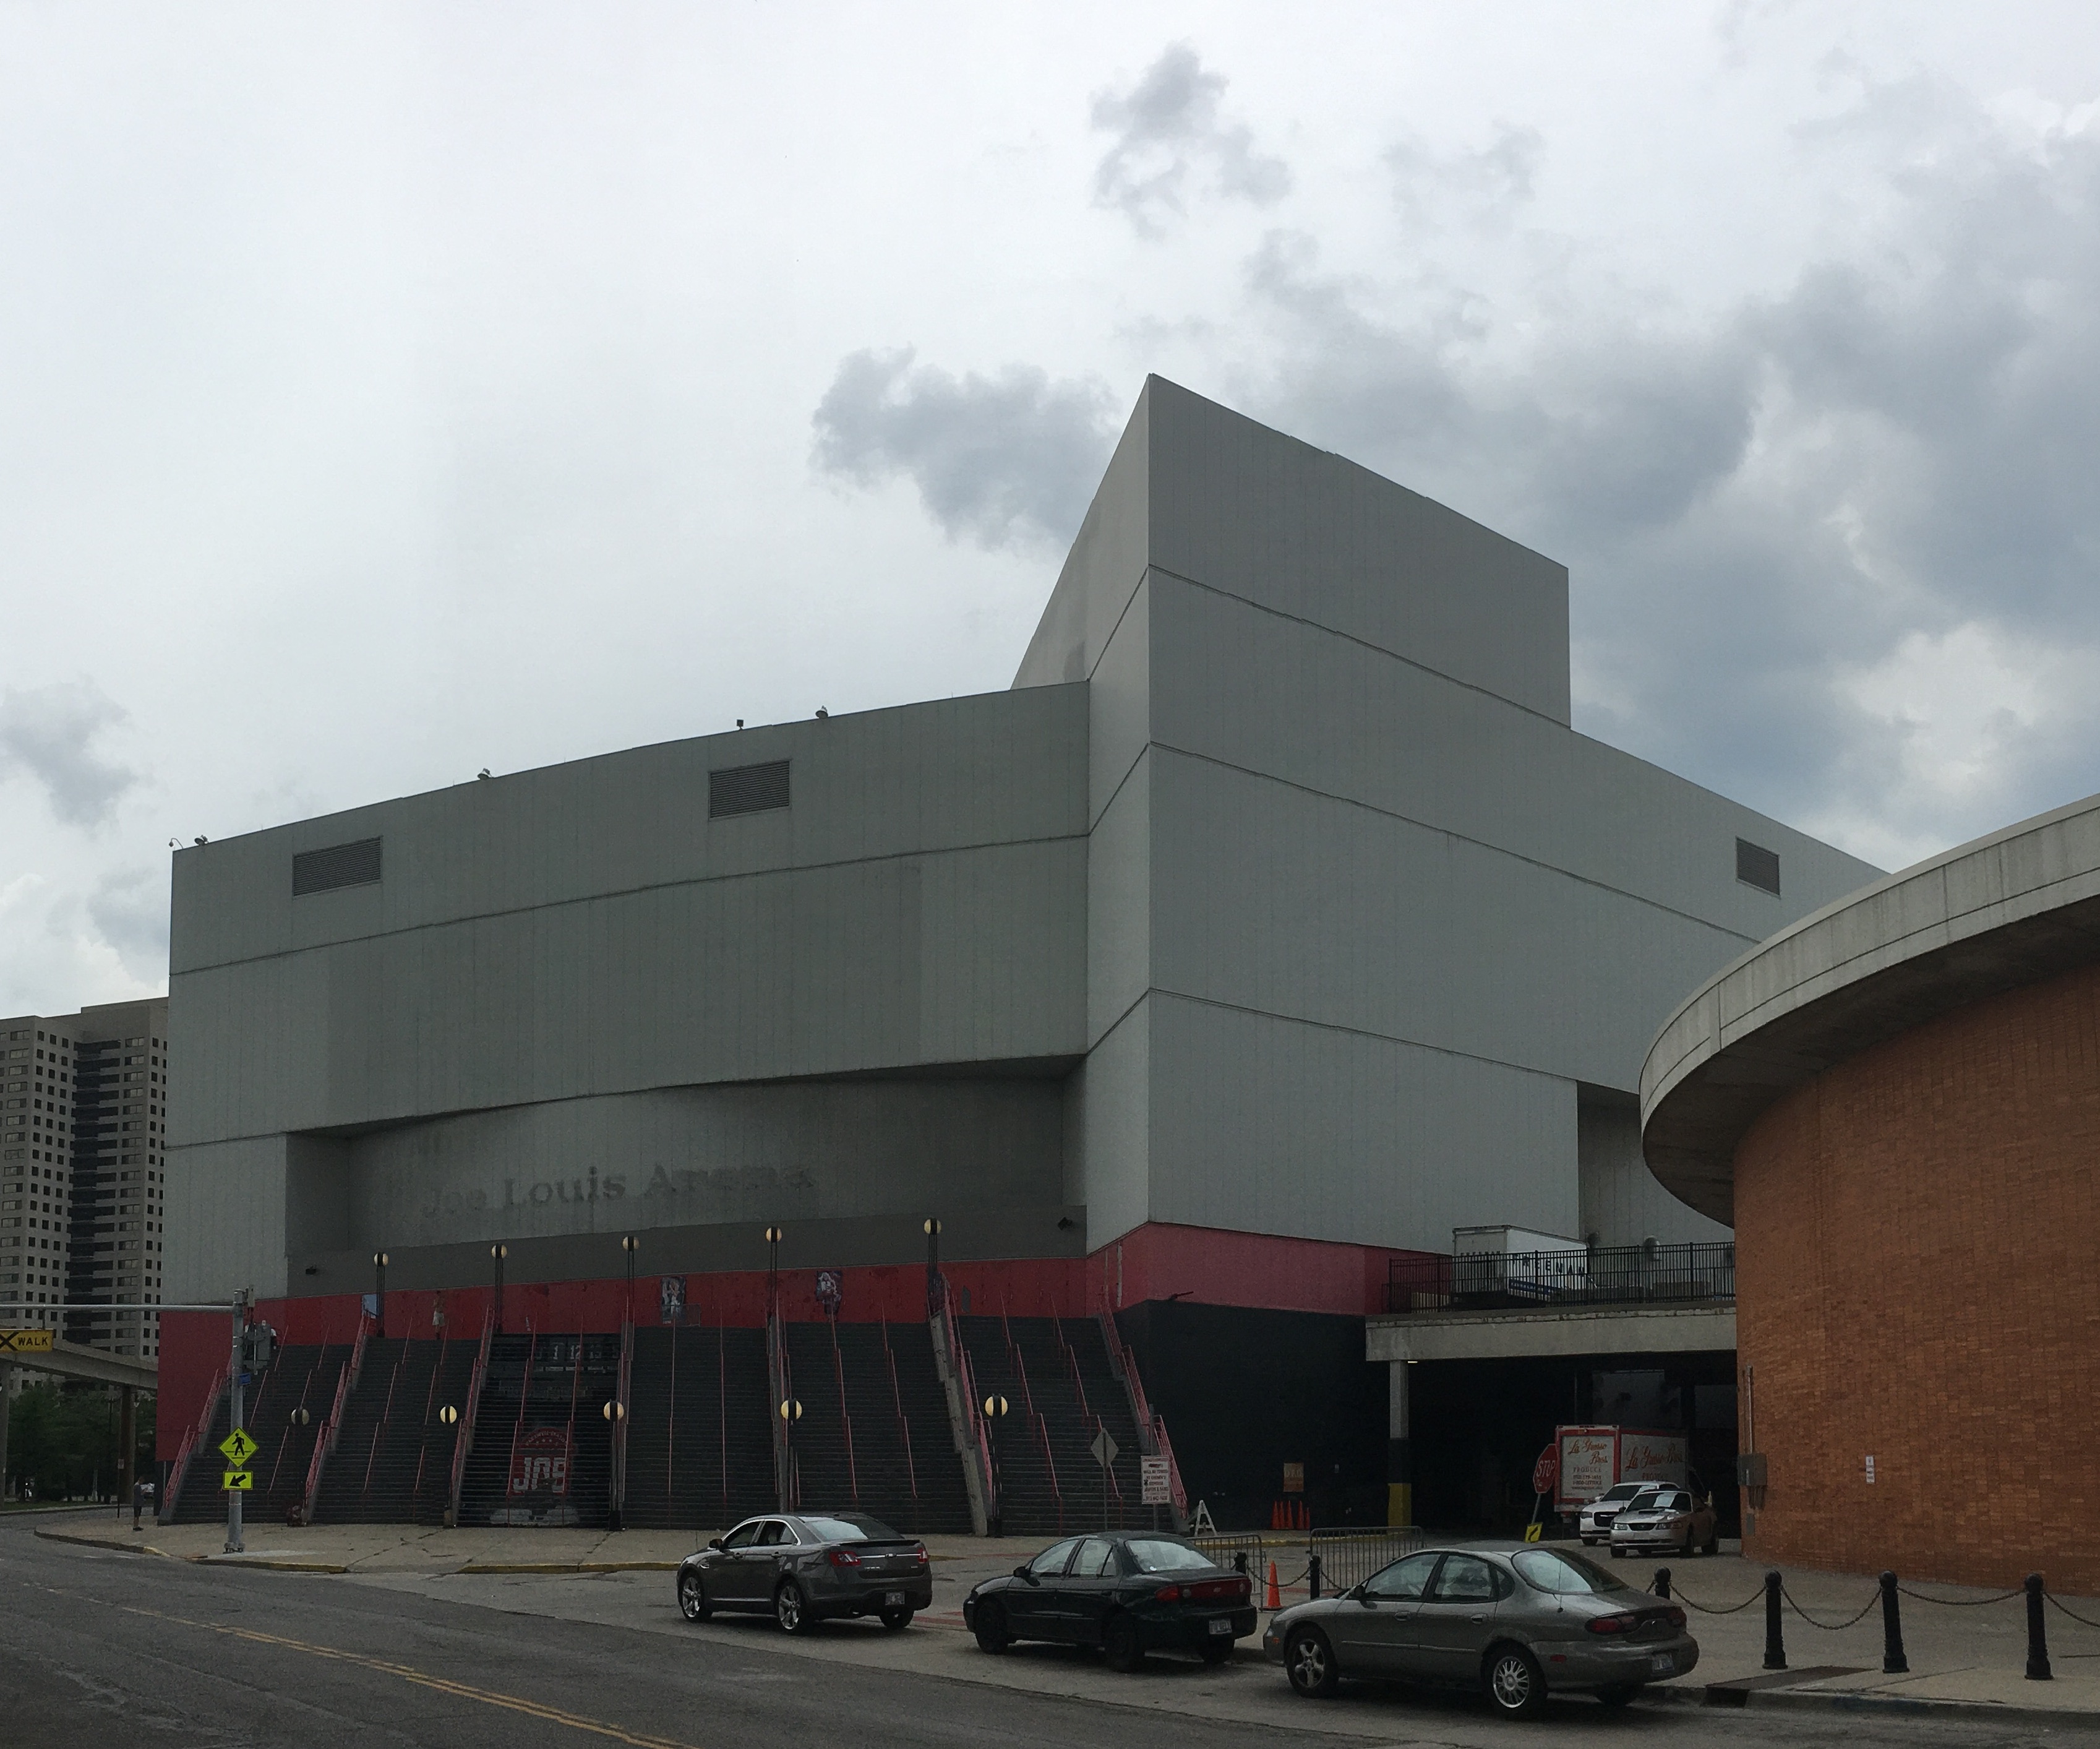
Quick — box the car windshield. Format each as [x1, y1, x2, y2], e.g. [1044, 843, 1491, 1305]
[799, 1515, 899, 1542]
[1123, 1539, 1214, 1573]
[1630, 1490, 1687, 1513]
[1598, 1484, 1647, 1503]
[1513, 1550, 1637, 1595]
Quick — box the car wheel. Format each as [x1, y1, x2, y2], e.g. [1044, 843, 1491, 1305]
[1608, 1546, 1623, 1558]
[1285, 1627, 1339, 1698]
[1703, 1532, 1720, 1557]
[1105, 1615, 1146, 1674]
[1199, 1638, 1233, 1665]
[972, 1599, 1009, 1654]
[677, 1570, 711, 1622]
[774, 1579, 813, 1636]
[1485, 1642, 1549, 1719]
[1596, 1683, 1643, 1708]
[879, 1607, 914, 1631]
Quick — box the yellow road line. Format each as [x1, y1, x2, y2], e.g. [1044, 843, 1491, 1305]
[123, 1604, 699, 1748]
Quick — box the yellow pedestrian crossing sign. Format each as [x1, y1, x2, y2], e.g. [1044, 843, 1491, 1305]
[0, 1328, 54, 1355]
[222, 1470, 253, 1491]
[218, 1427, 258, 1467]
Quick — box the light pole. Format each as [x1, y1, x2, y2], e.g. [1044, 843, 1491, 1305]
[982, 1393, 1009, 1537]
[923, 1217, 942, 1317]
[778, 1397, 802, 1512]
[225, 1289, 247, 1554]
[490, 1243, 507, 1334]
[620, 1234, 638, 1326]
[603, 1398, 627, 1531]
[372, 1252, 388, 1333]
[763, 1226, 784, 1321]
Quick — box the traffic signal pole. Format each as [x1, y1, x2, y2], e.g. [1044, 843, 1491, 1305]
[225, 1289, 246, 1555]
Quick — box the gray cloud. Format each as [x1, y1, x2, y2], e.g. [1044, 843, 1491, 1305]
[811, 348, 1116, 552]
[1387, 124, 1544, 232]
[1090, 43, 1290, 236]
[0, 680, 140, 828]
[1232, 92, 2100, 865]
[86, 866, 168, 984]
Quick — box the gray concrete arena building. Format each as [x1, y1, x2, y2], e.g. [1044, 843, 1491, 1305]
[160, 378, 1877, 1531]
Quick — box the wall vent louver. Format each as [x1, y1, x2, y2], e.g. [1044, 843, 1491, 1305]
[709, 760, 791, 819]
[1735, 838, 1781, 896]
[292, 837, 383, 896]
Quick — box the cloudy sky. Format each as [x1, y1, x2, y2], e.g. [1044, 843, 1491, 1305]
[6, 2, 2100, 1015]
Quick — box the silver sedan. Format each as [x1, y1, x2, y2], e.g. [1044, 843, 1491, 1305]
[1262, 1542, 1697, 1719]
[675, 1511, 933, 1634]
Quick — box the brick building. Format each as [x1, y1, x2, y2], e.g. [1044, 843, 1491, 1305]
[1642, 794, 2100, 1592]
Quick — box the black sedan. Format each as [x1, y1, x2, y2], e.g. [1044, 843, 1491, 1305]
[963, 1532, 1257, 1671]
[676, 1512, 932, 1633]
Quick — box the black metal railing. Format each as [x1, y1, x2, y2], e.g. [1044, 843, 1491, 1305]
[1386, 1241, 1734, 1314]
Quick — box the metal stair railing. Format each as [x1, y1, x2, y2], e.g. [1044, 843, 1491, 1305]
[1005, 1339, 1063, 1531]
[1050, 1310, 1093, 1420]
[498, 1324, 541, 1515]
[932, 1279, 994, 1534]
[612, 1318, 633, 1528]
[1095, 1289, 1189, 1531]
[766, 1310, 788, 1511]
[304, 1310, 372, 1524]
[360, 1345, 408, 1501]
[826, 1317, 860, 1508]
[160, 1352, 229, 1524]
[445, 1304, 495, 1527]
[878, 1317, 920, 1511]
[264, 1342, 330, 1503]
[408, 1325, 449, 1519]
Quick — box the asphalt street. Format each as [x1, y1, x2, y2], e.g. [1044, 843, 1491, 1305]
[2, 1514, 2094, 1749]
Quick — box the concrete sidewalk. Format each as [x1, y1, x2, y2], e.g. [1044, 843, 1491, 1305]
[36, 1518, 2100, 1723]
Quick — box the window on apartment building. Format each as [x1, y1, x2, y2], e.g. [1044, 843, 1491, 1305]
[1735, 837, 1782, 896]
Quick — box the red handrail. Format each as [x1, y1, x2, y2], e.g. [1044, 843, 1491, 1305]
[878, 1318, 919, 1508]
[362, 1345, 407, 1498]
[304, 1311, 372, 1523]
[161, 1353, 229, 1523]
[826, 1317, 860, 1507]
[1095, 1285, 1189, 1526]
[936, 1279, 996, 1529]
[446, 1305, 495, 1526]
[408, 1325, 449, 1521]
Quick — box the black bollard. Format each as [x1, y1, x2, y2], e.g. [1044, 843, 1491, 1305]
[1880, 1571, 1907, 1674]
[1654, 1566, 1672, 1601]
[2026, 1574, 2052, 1681]
[1234, 1551, 1248, 1576]
[1309, 1553, 1323, 1601]
[1763, 1570, 1786, 1670]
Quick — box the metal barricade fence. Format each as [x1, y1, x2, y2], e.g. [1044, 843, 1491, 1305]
[1191, 1526, 1426, 1599]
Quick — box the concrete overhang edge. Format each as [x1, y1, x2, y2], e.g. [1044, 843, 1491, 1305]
[1637, 789, 2100, 1224]
[1366, 1304, 1737, 1364]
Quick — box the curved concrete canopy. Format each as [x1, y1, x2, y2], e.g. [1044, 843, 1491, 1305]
[1640, 791, 2100, 1225]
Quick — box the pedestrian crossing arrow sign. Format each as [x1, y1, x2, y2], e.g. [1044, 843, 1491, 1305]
[222, 1470, 253, 1491]
[218, 1427, 258, 1467]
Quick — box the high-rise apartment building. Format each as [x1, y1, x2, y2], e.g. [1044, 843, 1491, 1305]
[0, 998, 169, 1356]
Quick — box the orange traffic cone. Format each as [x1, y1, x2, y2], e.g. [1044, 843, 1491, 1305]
[1266, 1560, 1281, 1609]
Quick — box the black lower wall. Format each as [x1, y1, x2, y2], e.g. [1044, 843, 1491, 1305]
[1114, 1300, 1387, 1531]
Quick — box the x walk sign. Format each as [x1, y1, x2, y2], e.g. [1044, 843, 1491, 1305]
[0, 1329, 54, 1355]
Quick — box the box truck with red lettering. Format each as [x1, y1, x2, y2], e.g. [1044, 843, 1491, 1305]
[1553, 1425, 1688, 1518]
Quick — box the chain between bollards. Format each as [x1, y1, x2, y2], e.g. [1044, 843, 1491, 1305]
[1763, 1570, 1786, 1670]
[1879, 1571, 1907, 1673]
[2026, 1573, 2052, 1680]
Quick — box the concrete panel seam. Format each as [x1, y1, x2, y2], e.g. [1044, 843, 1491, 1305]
[1150, 744, 1764, 948]
[172, 830, 1089, 976]
[1150, 564, 1573, 733]
[1147, 987, 1578, 1085]
[1087, 986, 1151, 1056]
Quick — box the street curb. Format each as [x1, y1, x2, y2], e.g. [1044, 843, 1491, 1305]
[1645, 1678, 2100, 1726]
[33, 1528, 171, 1558]
[456, 1561, 680, 1575]
[190, 1555, 351, 1574]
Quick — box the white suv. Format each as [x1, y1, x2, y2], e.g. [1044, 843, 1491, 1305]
[1577, 1481, 1657, 1545]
